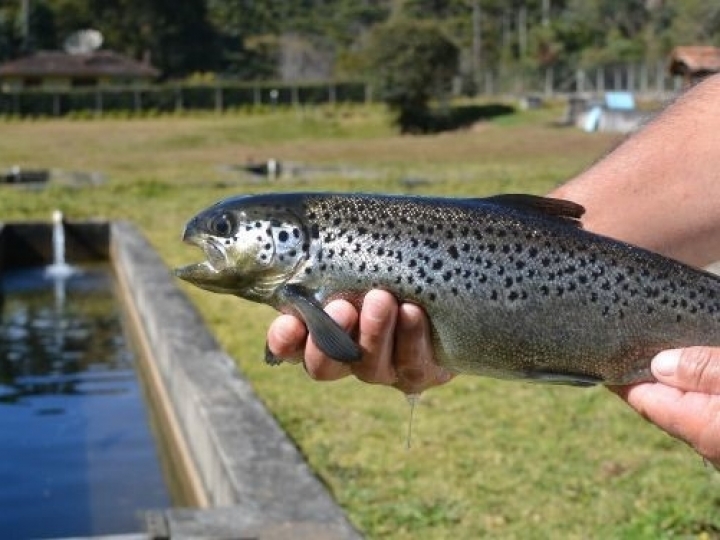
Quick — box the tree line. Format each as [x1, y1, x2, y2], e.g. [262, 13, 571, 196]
[0, 0, 717, 83]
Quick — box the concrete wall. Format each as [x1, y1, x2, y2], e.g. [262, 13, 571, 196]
[110, 222, 361, 539]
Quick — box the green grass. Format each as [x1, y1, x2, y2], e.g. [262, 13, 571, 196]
[2, 102, 719, 539]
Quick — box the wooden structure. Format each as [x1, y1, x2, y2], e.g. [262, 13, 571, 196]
[0, 50, 159, 91]
[668, 46, 720, 86]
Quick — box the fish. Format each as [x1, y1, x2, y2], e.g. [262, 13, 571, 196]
[175, 192, 720, 387]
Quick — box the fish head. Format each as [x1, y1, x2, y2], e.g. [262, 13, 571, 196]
[174, 196, 309, 302]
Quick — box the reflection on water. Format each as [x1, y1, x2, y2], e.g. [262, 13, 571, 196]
[0, 266, 170, 539]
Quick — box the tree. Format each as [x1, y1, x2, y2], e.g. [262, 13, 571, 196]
[365, 18, 459, 132]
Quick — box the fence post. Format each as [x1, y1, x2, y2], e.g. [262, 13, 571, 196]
[575, 69, 585, 94]
[328, 83, 336, 106]
[543, 66, 553, 96]
[253, 85, 261, 106]
[484, 70, 494, 95]
[134, 88, 141, 114]
[640, 62, 649, 96]
[291, 85, 299, 108]
[596, 66, 605, 94]
[95, 88, 103, 117]
[656, 60, 665, 96]
[175, 86, 183, 113]
[627, 64, 636, 92]
[215, 84, 223, 114]
[53, 93, 60, 116]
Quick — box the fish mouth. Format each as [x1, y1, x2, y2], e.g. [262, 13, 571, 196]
[174, 260, 238, 294]
[175, 229, 232, 292]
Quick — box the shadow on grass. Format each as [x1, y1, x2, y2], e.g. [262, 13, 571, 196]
[398, 103, 516, 134]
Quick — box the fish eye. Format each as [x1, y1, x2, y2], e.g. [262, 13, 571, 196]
[209, 213, 235, 237]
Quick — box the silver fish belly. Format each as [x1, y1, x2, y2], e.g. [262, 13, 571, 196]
[176, 192, 720, 387]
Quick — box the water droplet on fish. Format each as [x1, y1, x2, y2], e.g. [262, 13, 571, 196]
[405, 393, 421, 450]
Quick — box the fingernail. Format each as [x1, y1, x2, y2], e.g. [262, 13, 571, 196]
[652, 349, 681, 377]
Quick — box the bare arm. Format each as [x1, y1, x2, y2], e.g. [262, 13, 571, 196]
[551, 74, 720, 267]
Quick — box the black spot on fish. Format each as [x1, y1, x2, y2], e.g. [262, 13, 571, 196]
[508, 291, 519, 301]
[310, 224, 320, 239]
[448, 246, 460, 260]
[278, 230, 289, 243]
[433, 260, 444, 270]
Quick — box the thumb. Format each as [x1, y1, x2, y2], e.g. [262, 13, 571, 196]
[652, 347, 720, 395]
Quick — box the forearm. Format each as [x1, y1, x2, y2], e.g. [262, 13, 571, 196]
[550, 74, 720, 268]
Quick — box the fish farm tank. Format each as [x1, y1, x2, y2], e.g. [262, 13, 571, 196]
[0, 214, 173, 538]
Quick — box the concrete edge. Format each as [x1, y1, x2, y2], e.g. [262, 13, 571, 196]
[110, 221, 362, 539]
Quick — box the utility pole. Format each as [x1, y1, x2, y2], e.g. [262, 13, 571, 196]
[471, 0, 482, 92]
[542, 0, 551, 27]
[518, 4, 527, 59]
[21, 0, 30, 52]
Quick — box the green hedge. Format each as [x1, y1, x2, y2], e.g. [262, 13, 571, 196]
[0, 81, 369, 117]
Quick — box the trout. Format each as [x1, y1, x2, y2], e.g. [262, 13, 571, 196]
[175, 192, 720, 387]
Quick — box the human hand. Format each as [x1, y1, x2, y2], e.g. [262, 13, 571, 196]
[266, 289, 453, 394]
[612, 347, 720, 469]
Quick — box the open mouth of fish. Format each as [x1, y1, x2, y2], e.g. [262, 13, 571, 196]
[174, 236, 226, 282]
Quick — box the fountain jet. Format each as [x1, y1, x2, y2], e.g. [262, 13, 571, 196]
[44, 210, 75, 280]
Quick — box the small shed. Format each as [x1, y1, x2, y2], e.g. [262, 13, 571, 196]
[0, 50, 159, 91]
[668, 46, 720, 86]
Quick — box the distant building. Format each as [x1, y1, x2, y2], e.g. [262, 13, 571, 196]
[0, 50, 160, 91]
[668, 46, 720, 87]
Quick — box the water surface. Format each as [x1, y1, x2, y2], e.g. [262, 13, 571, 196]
[0, 266, 170, 539]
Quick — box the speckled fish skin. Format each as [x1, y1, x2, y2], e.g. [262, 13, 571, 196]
[175, 192, 720, 386]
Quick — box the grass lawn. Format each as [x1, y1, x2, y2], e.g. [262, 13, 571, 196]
[1, 104, 719, 539]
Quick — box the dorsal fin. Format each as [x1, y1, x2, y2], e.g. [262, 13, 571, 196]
[482, 194, 585, 226]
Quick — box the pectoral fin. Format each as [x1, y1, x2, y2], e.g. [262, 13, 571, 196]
[280, 284, 362, 363]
